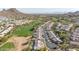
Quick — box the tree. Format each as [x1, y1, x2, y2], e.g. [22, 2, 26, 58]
[59, 44, 69, 51]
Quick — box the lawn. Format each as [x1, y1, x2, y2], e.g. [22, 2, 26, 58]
[12, 20, 42, 37]
[0, 42, 15, 51]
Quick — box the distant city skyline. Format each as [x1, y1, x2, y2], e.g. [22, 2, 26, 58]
[0, 8, 79, 14]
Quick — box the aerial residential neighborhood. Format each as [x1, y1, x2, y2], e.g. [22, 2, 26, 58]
[0, 8, 79, 51]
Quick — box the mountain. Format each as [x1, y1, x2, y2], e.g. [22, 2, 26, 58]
[0, 8, 29, 19]
[63, 11, 79, 17]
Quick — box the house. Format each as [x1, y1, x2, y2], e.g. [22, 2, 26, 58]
[70, 28, 79, 47]
[32, 26, 45, 50]
[71, 17, 79, 25]
[43, 30, 58, 49]
[0, 16, 8, 20]
[0, 26, 13, 37]
[71, 28, 79, 41]
[56, 23, 73, 31]
[33, 39, 45, 50]
[47, 31, 62, 43]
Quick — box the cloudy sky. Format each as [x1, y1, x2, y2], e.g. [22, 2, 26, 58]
[0, 8, 79, 14]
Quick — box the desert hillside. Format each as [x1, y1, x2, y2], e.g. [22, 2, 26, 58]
[0, 8, 30, 19]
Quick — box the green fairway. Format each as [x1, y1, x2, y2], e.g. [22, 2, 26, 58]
[0, 42, 15, 51]
[12, 20, 42, 37]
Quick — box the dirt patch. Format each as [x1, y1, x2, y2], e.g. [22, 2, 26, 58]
[8, 36, 32, 51]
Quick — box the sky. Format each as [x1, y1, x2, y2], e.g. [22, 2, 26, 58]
[17, 8, 79, 14]
[1, 8, 79, 14]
